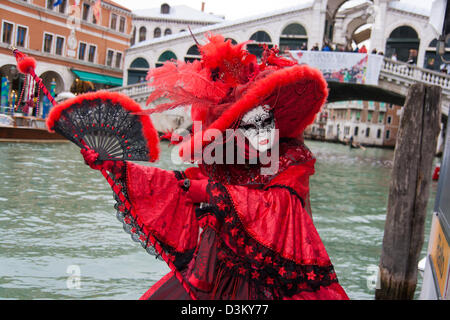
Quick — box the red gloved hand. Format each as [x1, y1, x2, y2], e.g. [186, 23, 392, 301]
[80, 148, 123, 173]
[178, 179, 208, 204]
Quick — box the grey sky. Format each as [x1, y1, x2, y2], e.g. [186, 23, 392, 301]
[113, 0, 433, 21]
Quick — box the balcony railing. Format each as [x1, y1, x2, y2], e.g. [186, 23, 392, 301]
[381, 58, 450, 93]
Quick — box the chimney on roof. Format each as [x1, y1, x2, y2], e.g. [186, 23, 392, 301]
[201, 2, 205, 12]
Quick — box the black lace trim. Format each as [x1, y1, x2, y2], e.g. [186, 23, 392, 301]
[112, 163, 194, 270]
[205, 181, 339, 299]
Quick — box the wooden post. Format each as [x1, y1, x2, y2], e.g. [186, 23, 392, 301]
[375, 83, 442, 300]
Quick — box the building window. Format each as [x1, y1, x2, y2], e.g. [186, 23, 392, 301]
[377, 129, 382, 139]
[367, 112, 372, 123]
[387, 116, 392, 124]
[354, 126, 359, 136]
[248, 31, 272, 58]
[55, 36, 64, 55]
[106, 50, 114, 67]
[153, 27, 161, 38]
[131, 27, 136, 45]
[88, 45, 96, 63]
[78, 42, 86, 60]
[47, 0, 54, 9]
[16, 26, 27, 47]
[328, 125, 333, 134]
[386, 130, 391, 140]
[43, 33, 53, 53]
[115, 52, 122, 68]
[379, 113, 384, 123]
[344, 126, 350, 135]
[58, 0, 67, 14]
[119, 17, 126, 33]
[164, 28, 172, 36]
[2, 22, 13, 44]
[366, 127, 370, 137]
[110, 13, 117, 30]
[82, 3, 90, 21]
[161, 3, 170, 14]
[139, 27, 147, 42]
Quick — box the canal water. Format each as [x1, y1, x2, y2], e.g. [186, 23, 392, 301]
[0, 140, 437, 300]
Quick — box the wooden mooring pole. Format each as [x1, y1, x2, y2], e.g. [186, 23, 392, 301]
[375, 83, 442, 300]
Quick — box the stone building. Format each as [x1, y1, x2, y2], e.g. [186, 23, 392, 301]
[123, 0, 440, 86]
[127, 3, 224, 85]
[131, 3, 224, 46]
[316, 100, 402, 147]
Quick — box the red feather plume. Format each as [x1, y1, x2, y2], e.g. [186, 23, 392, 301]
[142, 34, 259, 125]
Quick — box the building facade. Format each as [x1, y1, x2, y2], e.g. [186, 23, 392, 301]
[123, 0, 440, 87]
[0, 0, 132, 114]
[307, 100, 402, 148]
[131, 3, 224, 46]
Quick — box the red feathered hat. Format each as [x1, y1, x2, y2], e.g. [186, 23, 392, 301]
[144, 34, 328, 162]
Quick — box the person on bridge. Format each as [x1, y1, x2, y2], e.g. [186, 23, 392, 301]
[81, 34, 349, 300]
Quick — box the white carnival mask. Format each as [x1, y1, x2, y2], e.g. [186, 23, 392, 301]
[238, 105, 276, 152]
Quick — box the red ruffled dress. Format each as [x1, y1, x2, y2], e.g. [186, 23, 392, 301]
[111, 138, 349, 300]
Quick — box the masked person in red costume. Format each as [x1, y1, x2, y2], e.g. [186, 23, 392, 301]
[81, 34, 349, 300]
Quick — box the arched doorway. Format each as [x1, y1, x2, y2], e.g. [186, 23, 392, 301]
[185, 45, 200, 63]
[127, 57, 150, 85]
[424, 38, 450, 71]
[0, 64, 26, 114]
[156, 51, 177, 67]
[40, 71, 64, 95]
[247, 31, 272, 58]
[39, 71, 64, 117]
[385, 26, 420, 63]
[279, 23, 308, 51]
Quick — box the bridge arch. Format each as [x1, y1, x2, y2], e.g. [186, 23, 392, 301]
[327, 81, 405, 107]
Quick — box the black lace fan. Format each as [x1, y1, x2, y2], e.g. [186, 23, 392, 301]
[47, 91, 160, 162]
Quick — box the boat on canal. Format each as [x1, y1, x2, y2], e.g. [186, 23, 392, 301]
[0, 114, 65, 143]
